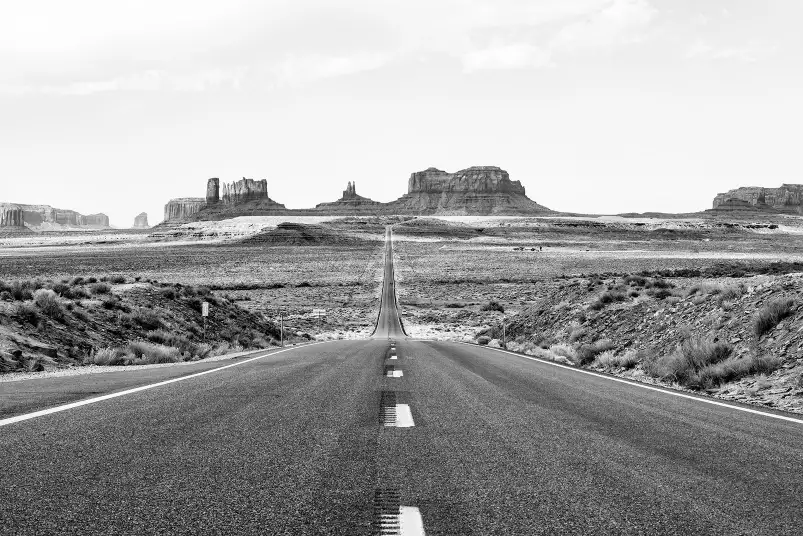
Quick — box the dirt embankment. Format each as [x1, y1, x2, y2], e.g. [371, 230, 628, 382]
[0, 276, 291, 373]
[476, 271, 803, 414]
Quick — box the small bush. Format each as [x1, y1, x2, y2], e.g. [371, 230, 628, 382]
[109, 275, 126, 284]
[50, 282, 70, 296]
[645, 337, 734, 388]
[63, 286, 90, 300]
[91, 282, 111, 295]
[129, 308, 165, 330]
[445, 303, 465, 308]
[652, 289, 672, 300]
[574, 339, 615, 366]
[70, 276, 85, 286]
[10, 281, 33, 301]
[87, 277, 98, 284]
[161, 288, 176, 299]
[549, 343, 576, 361]
[696, 355, 782, 389]
[595, 349, 642, 369]
[34, 289, 64, 320]
[481, 301, 505, 313]
[14, 302, 40, 324]
[753, 298, 795, 338]
[101, 295, 126, 310]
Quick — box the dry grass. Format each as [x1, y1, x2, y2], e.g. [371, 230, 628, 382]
[753, 298, 795, 338]
[644, 336, 737, 389]
[594, 349, 641, 370]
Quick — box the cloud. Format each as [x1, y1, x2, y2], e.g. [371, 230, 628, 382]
[686, 40, 774, 63]
[551, 0, 657, 51]
[270, 52, 391, 86]
[463, 43, 552, 72]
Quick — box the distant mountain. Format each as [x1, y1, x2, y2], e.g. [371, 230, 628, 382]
[0, 203, 110, 230]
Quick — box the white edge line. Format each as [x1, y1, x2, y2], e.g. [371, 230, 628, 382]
[0, 342, 329, 428]
[452, 341, 803, 425]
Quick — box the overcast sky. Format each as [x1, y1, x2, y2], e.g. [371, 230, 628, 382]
[2, 0, 801, 226]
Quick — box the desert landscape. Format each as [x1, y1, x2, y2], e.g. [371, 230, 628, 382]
[2, 177, 803, 416]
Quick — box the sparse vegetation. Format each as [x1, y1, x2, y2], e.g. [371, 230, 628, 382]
[594, 349, 641, 370]
[573, 339, 615, 366]
[33, 289, 64, 320]
[753, 298, 795, 338]
[91, 282, 111, 295]
[481, 301, 505, 313]
[643, 336, 735, 389]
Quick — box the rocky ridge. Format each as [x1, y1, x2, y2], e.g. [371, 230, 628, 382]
[713, 184, 803, 214]
[163, 167, 550, 223]
[0, 203, 109, 230]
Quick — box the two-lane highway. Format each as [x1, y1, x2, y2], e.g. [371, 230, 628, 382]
[2, 227, 802, 534]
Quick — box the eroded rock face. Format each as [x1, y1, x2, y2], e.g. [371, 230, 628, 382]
[206, 178, 220, 204]
[0, 204, 25, 228]
[164, 198, 206, 222]
[314, 182, 383, 213]
[393, 166, 549, 215]
[133, 212, 149, 228]
[408, 166, 527, 195]
[2, 204, 110, 229]
[221, 178, 268, 205]
[713, 185, 803, 213]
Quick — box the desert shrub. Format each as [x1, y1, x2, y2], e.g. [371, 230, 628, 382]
[187, 298, 203, 313]
[623, 275, 648, 287]
[599, 291, 626, 304]
[91, 282, 111, 295]
[109, 275, 126, 284]
[72, 308, 90, 322]
[594, 349, 641, 370]
[296, 281, 312, 288]
[196, 286, 211, 296]
[696, 355, 782, 389]
[628, 290, 640, 298]
[650, 278, 674, 289]
[101, 295, 127, 311]
[753, 298, 795, 338]
[445, 303, 465, 308]
[568, 325, 586, 343]
[481, 301, 505, 313]
[61, 285, 90, 299]
[34, 289, 64, 320]
[129, 308, 165, 330]
[146, 329, 200, 356]
[14, 302, 40, 324]
[10, 281, 34, 301]
[70, 276, 85, 286]
[126, 340, 182, 364]
[549, 343, 576, 361]
[50, 282, 70, 296]
[574, 339, 615, 366]
[477, 336, 491, 345]
[161, 288, 176, 299]
[88, 347, 130, 366]
[0, 290, 11, 301]
[651, 289, 672, 300]
[645, 337, 733, 388]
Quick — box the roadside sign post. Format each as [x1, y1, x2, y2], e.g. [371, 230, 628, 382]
[312, 309, 326, 332]
[202, 301, 209, 341]
[280, 312, 284, 347]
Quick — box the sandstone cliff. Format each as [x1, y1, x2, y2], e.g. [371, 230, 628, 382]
[0, 204, 27, 231]
[712, 185, 803, 214]
[391, 166, 549, 215]
[0, 203, 110, 229]
[132, 212, 149, 228]
[164, 198, 206, 222]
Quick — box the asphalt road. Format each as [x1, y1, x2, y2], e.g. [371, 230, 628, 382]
[1, 227, 802, 535]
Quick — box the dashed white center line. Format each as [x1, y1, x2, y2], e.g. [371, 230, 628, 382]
[390, 355, 398, 360]
[391, 404, 415, 427]
[399, 507, 426, 536]
[386, 369, 403, 378]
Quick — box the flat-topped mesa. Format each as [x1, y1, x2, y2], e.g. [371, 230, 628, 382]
[164, 198, 206, 222]
[712, 184, 803, 213]
[0, 203, 110, 229]
[393, 166, 549, 215]
[407, 166, 527, 195]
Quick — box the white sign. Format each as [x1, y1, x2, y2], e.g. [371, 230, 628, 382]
[202, 302, 209, 317]
[312, 308, 326, 317]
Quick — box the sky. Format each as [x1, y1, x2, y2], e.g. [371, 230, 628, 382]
[2, 0, 802, 226]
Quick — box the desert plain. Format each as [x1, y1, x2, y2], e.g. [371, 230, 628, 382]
[1, 213, 803, 415]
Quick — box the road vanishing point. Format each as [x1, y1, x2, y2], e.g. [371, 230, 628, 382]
[1, 227, 802, 535]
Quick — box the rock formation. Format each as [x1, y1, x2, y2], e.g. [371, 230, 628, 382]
[132, 212, 149, 228]
[164, 198, 206, 222]
[206, 178, 220, 204]
[0, 204, 26, 229]
[390, 166, 549, 215]
[162, 166, 549, 222]
[221, 178, 268, 205]
[313, 182, 384, 214]
[712, 185, 803, 214]
[0, 204, 110, 229]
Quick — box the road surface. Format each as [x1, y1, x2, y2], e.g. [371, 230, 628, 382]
[1, 227, 802, 535]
